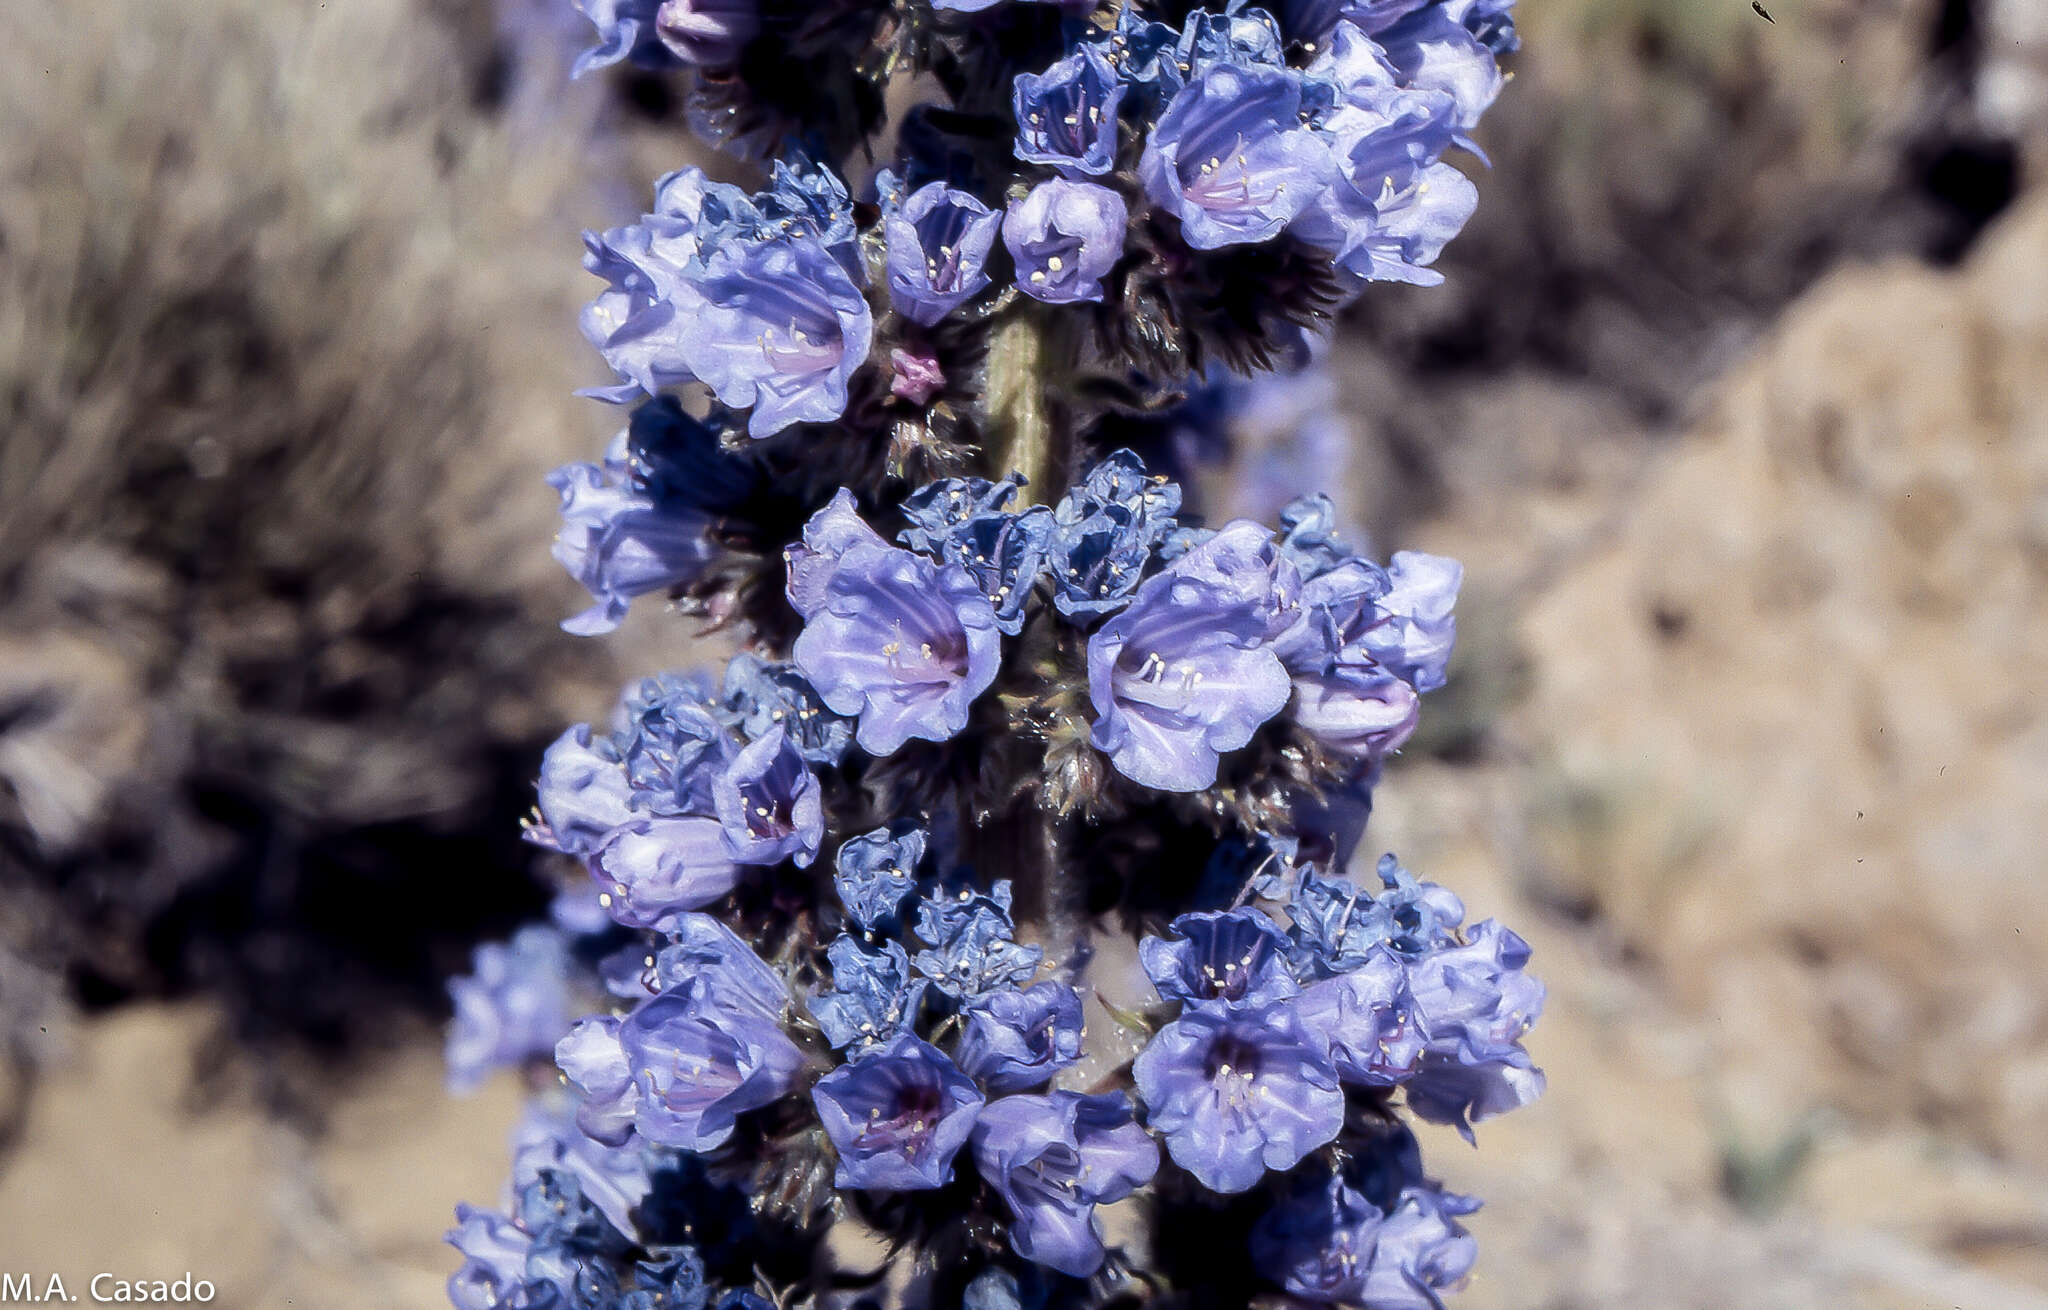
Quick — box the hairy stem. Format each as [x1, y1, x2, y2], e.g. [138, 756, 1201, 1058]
[982, 308, 1086, 967]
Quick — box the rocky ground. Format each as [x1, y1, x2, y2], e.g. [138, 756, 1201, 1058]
[2, 0, 2046, 1305]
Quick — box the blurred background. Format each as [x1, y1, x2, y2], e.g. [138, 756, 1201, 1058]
[1, 0, 2044, 1305]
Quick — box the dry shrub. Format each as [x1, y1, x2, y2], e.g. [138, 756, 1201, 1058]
[0, 0, 619, 1076]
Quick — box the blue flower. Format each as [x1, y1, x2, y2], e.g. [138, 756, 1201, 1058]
[755, 156, 861, 266]
[560, 982, 807, 1152]
[970, 1091, 1160, 1276]
[883, 181, 1003, 326]
[620, 394, 765, 518]
[811, 1033, 985, 1191]
[1288, 24, 1475, 286]
[1093, 6, 1181, 102]
[1250, 1149, 1479, 1306]
[1047, 449, 1181, 620]
[531, 725, 635, 859]
[1400, 919, 1546, 1137]
[1375, 5, 1505, 138]
[1358, 550, 1461, 691]
[1173, 5, 1291, 77]
[577, 176, 744, 403]
[1280, 618, 1421, 768]
[832, 823, 927, 933]
[508, 1098, 655, 1241]
[617, 674, 734, 813]
[809, 935, 927, 1052]
[712, 725, 824, 867]
[447, 1204, 533, 1310]
[954, 980, 1085, 1092]
[1335, 0, 1432, 35]
[911, 881, 1045, 998]
[1138, 908, 1300, 1008]
[447, 926, 578, 1094]
[1293, 951, 1422, 1084]
[1448, 0, 1520, 53]
[1138, 62, 1335, 250]
[680, 235, 873, 437]
[898, 477, 1054, 635]
[1265, 0, 1348, 45]
[1003, 179, 1128, 304]
[1085, 520, 1300, 792]
[1130, 999, 1344, 1193]
[1285, 865, 1386, 976]
[1013, 45, 1127, 177]
[1275, 492, 1358, 579]
[590, 816, 743, 929]
[788, 493, 1005, 756]
[652, 0, 757, 65]
[546, 458, 717, 636]
[719, 655, 853, 768]
[570, 0, 671, 77]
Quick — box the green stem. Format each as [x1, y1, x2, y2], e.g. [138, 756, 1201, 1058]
[983, 308, 1059, 502]
[981, 307, 1086, 968]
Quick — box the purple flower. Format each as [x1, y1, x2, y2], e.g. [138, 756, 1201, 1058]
[681, 236, 873, 437]
[1251, 1156, 1479, 1306]
[561, 984, 807, 1152]
[955, 981, 1085, 1092]
[884, 182, 1002, 326]
[1139, 908, 1300, 1009]
[788, 494, 1004, 756]
[1003, 179, 1128, 304]
[810, 936, 927, 1052]
[590, 815, 744, 929]
[447, 926, 577, 1094]
[1085, 520, 1300, 792]
[712, 725, 823, 867]
[1139, 63, 1335, 250]
[832, 823, 926, 933]
[570, 0, 671, 77]
[970, 1091, 1160, 1276]
[812, 1033, 985, 1190]
[1131, 1000, 1344, 1193]
[1048, 449, 1181, 620]
[1359, 550, 1461, 691]
[890, 347, 947, 404]
[531, 725, 634, 859]
[653, 0, 756, 65]
[446, 1204, 532, 1310]
[1014, 45, 1127, 178]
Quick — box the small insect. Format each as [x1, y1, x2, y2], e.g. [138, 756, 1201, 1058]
[1752, 1, 1776, 22]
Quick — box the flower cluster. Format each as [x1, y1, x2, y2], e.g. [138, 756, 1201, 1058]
[449, 2, 1536, 1308]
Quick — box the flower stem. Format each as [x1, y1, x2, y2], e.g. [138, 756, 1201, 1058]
[982, 307, 1086, 967]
